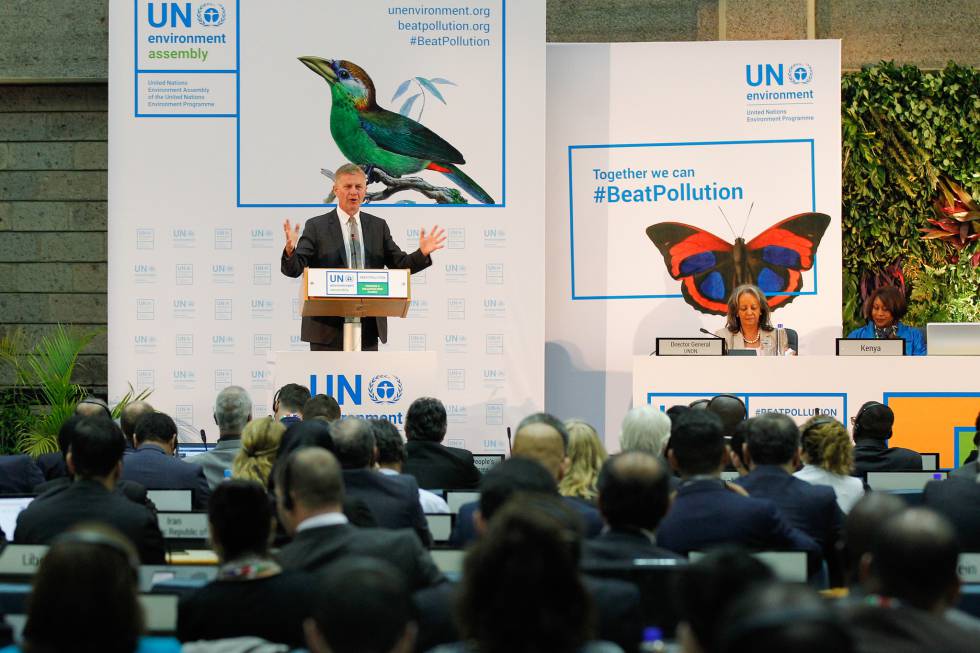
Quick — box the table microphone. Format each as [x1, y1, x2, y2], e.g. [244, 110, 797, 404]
[700, 328, 727, 354]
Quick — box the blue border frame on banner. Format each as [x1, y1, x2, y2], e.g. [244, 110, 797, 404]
[644, 391, 846, 421]
[132, 0, 506, 209]
[567, 138, 818, 300]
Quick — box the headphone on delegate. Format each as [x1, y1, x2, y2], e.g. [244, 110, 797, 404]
[707, 394, 747, 419]
[853, 401, 885, 440]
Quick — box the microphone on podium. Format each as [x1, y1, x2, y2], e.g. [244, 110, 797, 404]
[700, 328, 727, 355]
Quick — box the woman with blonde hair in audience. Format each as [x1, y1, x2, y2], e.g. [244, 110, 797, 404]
[232, 415, 285, 488]
[558, 419, 607, 503]
[794, 415, 864, 513]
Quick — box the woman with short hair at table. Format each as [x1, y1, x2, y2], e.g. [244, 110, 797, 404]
[846, 285, 926, 356]
[713, 284, 795, 355]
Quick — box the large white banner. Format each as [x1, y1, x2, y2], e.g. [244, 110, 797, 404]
[109, 0, 545, 451]
[546, 41, 842, 447]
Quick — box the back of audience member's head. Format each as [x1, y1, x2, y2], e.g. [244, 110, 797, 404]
[620, 405, 672, 456]
[842, 492, 905, 587]
[208, 480, 273, 562]
[870, 508, 960, 612]
[745, 413, 799, 466]
[558, 419, 607, 501]
[23, 525, 142, 653]
[233, 415, 286, 487]
[372, 419, 406, 467]
[305, 557, 416, 653]
[668, 410, 725, 477]
[276, 447, 345, 517]
[119, 401, 154, 443]
[677, 548, 775, 653]
[853, 401, 894, 441]
[707, 394, 747, 438]
[596, 451, 670, 532]
[404, 396, 447, 443]
[214, 385, 252, 434]
[75, 396, 113, 420]
[269, 419, 335, 493]
[458, 499, 593, 653]
[513, 412, 569, 480]
[728, 419, 751, 473]
[274, 383, 311, 417]
[302, 394, 341, 423]
[133, 411, 177, 447]
[69, 417, 126, 480]
[478, 457, 558, 522]
[718, 582, 854, 653]
[666, 404, 691, 427]
[331, 418, 376, 469]
[800, 416, 853, 476]
[689, 398, 710, 410]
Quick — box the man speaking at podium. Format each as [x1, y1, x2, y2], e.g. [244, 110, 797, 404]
[281, 163, 446, 351]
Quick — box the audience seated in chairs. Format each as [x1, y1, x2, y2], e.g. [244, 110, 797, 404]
[373, 418, 451, 514]
[559, 419, 608, 504]
[187, 386, 252, 489]
[402, 397, 481, 491]
[619, 405, 672, 457]
[583, 451, 680, 564]
[301, 393, 342, 423]
[14, 416, 165, 564]
[429, 497, 624, 653]
[0, 452, 43, 494]
[332, 417, 432, 546]
[274, 447, 444, 591]
[231, 415, 285, 487]
[656, 411, 820, 562]
[1, 524, 180, 653]
[121, 412, 211, 510]
[36, 396, 113, 481]
[841, 507, 976, 653]
[794, 416, 864, 514]
[851, 401, 922, 481]
[303, 557, 417, 653]
[177, 480, 315, 647]
[737, 413, 843, 582]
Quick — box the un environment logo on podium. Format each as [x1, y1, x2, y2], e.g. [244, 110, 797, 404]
[197, 3, 226, 26]
[369, 375, 403, 405]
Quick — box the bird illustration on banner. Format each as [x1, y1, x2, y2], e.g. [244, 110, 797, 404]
[299, 56, 495, 205]
[646, 210, 831, 316]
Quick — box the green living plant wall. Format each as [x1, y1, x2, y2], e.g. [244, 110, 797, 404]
[841, 62, 980, 334]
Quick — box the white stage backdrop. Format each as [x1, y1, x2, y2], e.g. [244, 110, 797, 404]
[109, 0, 545, 450]
[546, 41, 842, 448]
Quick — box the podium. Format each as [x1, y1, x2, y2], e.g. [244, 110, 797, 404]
[302, 268, 411, 351]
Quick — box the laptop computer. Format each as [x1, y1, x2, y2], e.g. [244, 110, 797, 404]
[926, 323, 980, 355]
[0, 496, 34, 539]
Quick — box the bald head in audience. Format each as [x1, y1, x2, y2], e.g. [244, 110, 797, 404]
[596, 451, 670, 532]
[119, 401, 154, 449]
[512, 412, 569, 480]
[275, 447, 345, 535]
[75, 397, 112, 420]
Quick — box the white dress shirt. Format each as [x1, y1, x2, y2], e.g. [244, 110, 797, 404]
[378, 467, 451, 513]
[296, 511, 349, 534]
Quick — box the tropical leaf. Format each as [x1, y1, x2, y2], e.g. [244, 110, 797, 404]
[391, 78, 413, 102]
[415, 77, 446, 103]
[399, 93, 421, 117]
[111, 383, 153, 419]
[429, 78, 457, 86]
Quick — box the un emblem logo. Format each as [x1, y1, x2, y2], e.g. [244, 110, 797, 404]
[788, 63, 812, 85]
[369, 375, 403, 404]
[197, 3, 226, 26]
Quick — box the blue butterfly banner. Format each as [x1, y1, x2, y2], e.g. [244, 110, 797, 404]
[546, 40, 842, 443]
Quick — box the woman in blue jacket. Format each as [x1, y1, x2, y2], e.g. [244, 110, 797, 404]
[847, 285, 926, 355]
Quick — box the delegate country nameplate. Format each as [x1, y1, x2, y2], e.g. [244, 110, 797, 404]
[836, 338, 905, 356]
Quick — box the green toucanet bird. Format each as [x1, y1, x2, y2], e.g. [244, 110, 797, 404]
[299, 56, 495, 205]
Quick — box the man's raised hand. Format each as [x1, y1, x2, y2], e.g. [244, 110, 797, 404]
[419, 225, 447, 256]
[283, 219, 301, 256]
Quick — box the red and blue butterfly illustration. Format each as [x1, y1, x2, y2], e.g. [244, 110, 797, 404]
[645, 212, 831, 316]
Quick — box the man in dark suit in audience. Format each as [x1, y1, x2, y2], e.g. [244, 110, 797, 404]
[656, 411, 820, 562]
[583, 451, 681, 563]
[737, 413, 843, 580]
[842, 508, 975, 653]
[121, 412, 211, 510]
[36, 396, 114, 480]
[402, 397, 481, 490]
[331, 417, 431, 546]
[414, 457, 643, 653]
[119, 400, 154, 453]
[852, 401, 922, 481]
[0, 454, 43, 494]
[274, 447, 444, 591]
[923, 473, 980, 550]
[950, 412, 980, 480]
[451, 413, 603, 546]
[14, 416, 165, 563]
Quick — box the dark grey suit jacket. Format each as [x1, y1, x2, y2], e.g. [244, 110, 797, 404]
[120, 444, 211, 510]
[0, 455, 44, 494]
[342, 468, 432, 546]
[276, 522, 444, 591]
[280, 209, 432, 345]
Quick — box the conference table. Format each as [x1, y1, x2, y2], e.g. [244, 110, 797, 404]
[632, 355, 979, 469]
